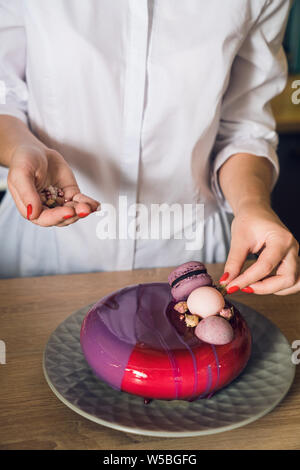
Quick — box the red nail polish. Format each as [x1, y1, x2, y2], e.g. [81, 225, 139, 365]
[241, 287, 254, 294]
[63, 214, 73, 220]
[226, 285, 239, 294]
[27, 204, 32, 220]
[219, 272, 229, 283]
[78, 212, 89, 218]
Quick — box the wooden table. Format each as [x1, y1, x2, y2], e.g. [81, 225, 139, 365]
[0, 264, 299, 450]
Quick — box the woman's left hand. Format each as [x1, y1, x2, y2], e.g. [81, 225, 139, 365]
[221, 202, 300, 295]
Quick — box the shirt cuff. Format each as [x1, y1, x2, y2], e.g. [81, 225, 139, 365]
[211, 139, 280, 213]
[0, 103, 28, 125]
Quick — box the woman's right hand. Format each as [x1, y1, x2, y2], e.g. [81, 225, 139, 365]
[7, 144, 100, 227]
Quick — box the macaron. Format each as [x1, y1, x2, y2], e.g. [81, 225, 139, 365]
[187, 286, 225, 318]
[195, 316, 234, 345]
[168, 261, 212, 301]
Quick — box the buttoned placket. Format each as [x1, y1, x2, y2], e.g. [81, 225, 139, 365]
[117, 0, 150, 270]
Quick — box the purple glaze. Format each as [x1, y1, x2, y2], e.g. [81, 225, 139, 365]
[210, 345, 220, 394]
[163, 306, 199, 398]
[204, 365, 213, 397]
[81, 283, 196, 391]
[80, 283, 248, 401]
[80, 286, 137, 390]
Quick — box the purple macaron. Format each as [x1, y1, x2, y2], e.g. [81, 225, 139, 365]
[168, 261, 212, 301]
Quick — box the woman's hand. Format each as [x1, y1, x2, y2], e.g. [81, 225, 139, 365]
[7, 144, 100, 227]
[221, 201, 300, 295]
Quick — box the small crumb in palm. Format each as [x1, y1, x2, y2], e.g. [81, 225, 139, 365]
[40, 185, 65, 208]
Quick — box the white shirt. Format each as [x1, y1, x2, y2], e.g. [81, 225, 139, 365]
[0, 0, 290, 278]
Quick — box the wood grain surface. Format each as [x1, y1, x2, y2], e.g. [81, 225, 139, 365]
[0, 263, 299, 450]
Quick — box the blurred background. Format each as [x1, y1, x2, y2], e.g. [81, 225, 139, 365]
[0, 1, 299, 242]
[271, 0, 300, 244]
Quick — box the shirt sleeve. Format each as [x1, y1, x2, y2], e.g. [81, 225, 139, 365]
[0, 0, 28, 124]
[210, 0, 292, 213]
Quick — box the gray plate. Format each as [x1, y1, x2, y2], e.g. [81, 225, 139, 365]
[43, 300, 295, 437]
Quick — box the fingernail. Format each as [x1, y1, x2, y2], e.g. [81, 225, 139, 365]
[226, 285, 239, 294]
[63, 214, 73, 220]
[241, 286, 254, 294]
[78, 212, 89, 218]
[219, 272, 229, 283]
[27, 204, 32, 220]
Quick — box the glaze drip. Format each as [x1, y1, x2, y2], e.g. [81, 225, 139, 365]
[80, 282, 251, 400]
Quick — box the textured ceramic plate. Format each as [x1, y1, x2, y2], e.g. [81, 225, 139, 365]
[43, 298, 295, 437]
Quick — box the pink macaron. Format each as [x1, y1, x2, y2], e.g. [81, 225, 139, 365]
[195, 316, 234, 345]
[168, 261, 212, 301]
